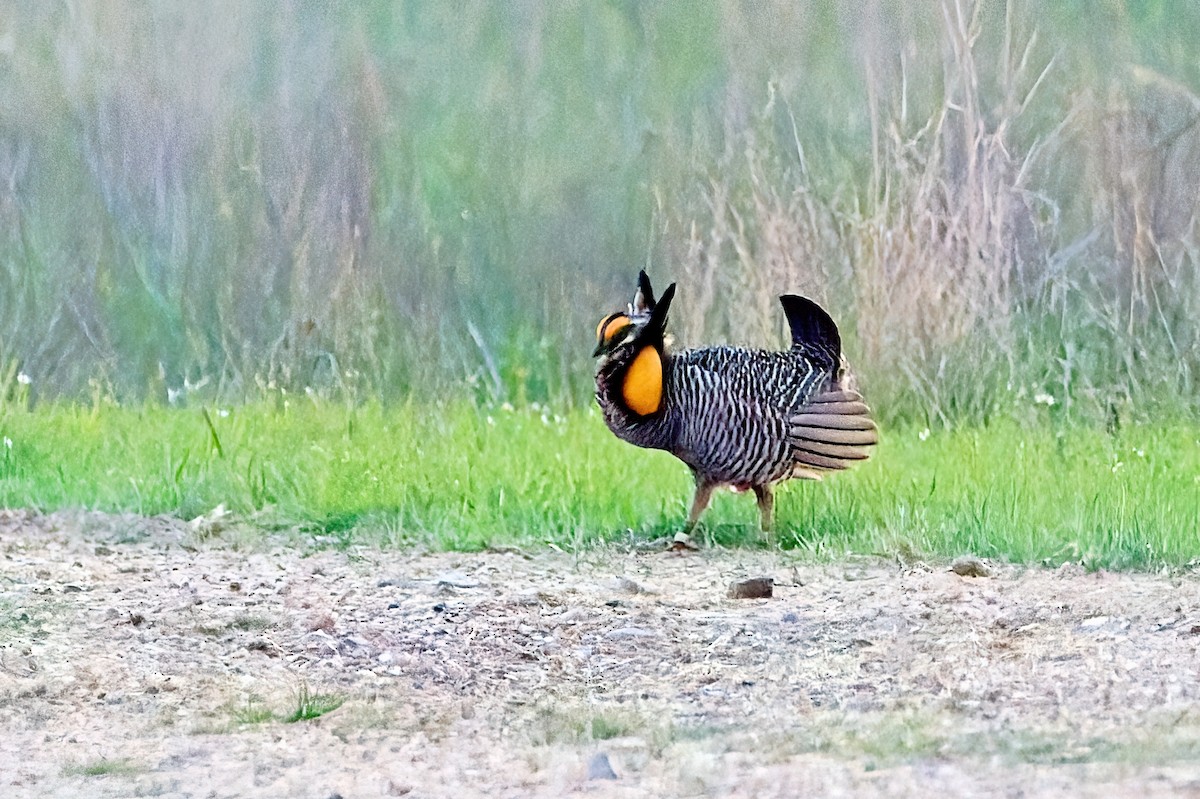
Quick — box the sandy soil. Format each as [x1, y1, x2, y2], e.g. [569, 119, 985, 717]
[1, 508, 1199, 798]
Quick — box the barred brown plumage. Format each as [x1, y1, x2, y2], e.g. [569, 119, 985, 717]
[593, 271, 878, 532]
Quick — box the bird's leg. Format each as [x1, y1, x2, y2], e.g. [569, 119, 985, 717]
[685, 479, 716, 533]
[753, 484, 774, 534]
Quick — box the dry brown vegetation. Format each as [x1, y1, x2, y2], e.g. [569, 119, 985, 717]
[1, 2, 1199, 421]
[665, 1, 1200, 424]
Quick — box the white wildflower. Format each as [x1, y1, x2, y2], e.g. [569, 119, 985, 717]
[918, 428, 930, 441]
[218, 409, 230, 418]
[3, 436, 11, 450]
[1033, 392, 1056, 406]
[16, 372, 30, 385]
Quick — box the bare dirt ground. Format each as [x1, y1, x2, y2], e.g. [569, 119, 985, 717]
[2, 509, 1200, 798]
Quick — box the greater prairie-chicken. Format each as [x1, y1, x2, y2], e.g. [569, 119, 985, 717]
[593, 271, 877, 532]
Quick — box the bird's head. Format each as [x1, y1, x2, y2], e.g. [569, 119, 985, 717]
[592, 270, 675, 359]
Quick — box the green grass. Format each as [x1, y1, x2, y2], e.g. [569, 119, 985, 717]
[62, 758, 139, 777]
[231, 698, 276, 726]
[0, 599, 28, 636]
[1, 401, 1197, 569]
[284, 684, 345, 724]
[0, 596, 62, 644]
[526, 703, 651, 747]
[823, 709, 1200, 769]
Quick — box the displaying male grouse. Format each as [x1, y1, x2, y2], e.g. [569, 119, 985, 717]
[593, 271, 877, 531]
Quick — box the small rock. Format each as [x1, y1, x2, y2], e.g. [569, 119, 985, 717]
[605, 627, 657, 640]
[94, 545, 113, 556]
[635, 535, 673, 552]
[587, 751, 618, 780]
[308, 613, 336, 633]
[669, 532, 699, 552]
[781, 612, 799, 623]
[950, 556, 991, 578]
[1054, 562, 1086, 578]
[245, 638, 280, 657]
[610, 576, 642, 594]
[728, 577, 774, 599]
[554, 608, 587, 625]
[434, 572, 479, 589]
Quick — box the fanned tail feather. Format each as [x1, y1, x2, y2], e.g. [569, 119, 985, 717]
[788, 386, 878, 476]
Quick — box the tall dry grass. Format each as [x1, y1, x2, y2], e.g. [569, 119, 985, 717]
[0, 1, 1198, 424]
[663, 0, 1200, 426]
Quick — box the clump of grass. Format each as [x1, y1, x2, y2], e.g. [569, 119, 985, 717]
[588, 714, 633, 741]
[62, 758, 139, 777]
[0, 600, 29, 635]
[284, 683, 344, 724]
[528, 704, 650, 746]
[195, 614, 273, 638]
[0, 599, 61, 642]
[231, 698, 275, 726]
[801, 708, 1200, 769]
[230, 614, 273, 632]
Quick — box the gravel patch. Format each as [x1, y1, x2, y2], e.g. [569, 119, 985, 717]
[2, 509, 1199, 797]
